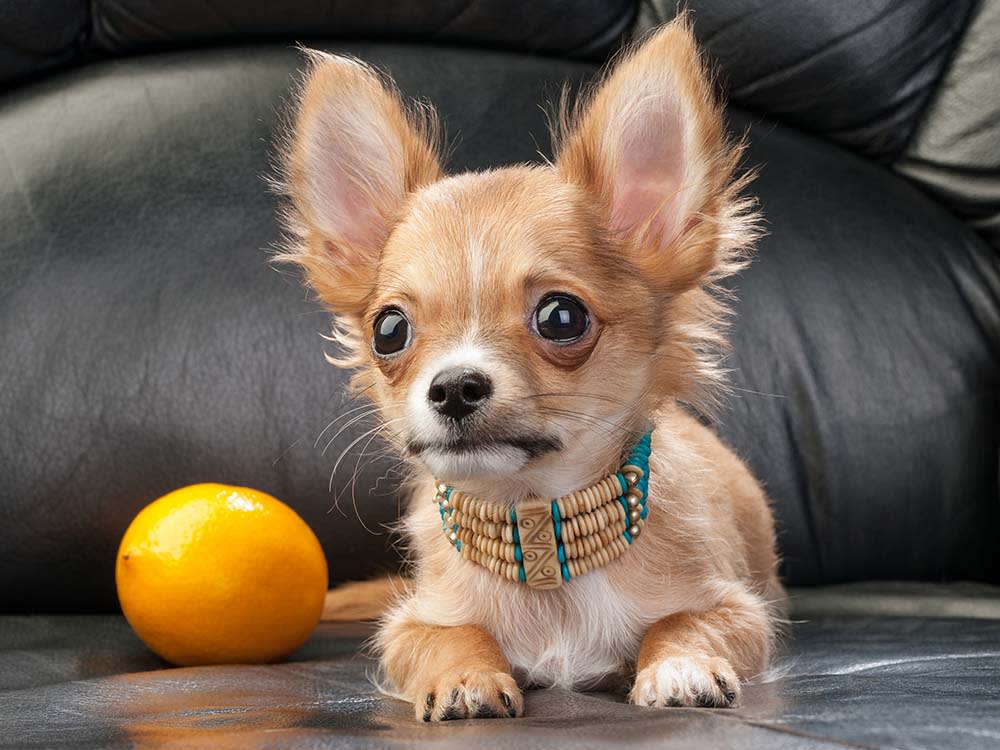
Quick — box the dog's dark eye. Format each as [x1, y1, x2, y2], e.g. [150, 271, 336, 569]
[372, 308, 411, 356]
[534, 295, 590, 342]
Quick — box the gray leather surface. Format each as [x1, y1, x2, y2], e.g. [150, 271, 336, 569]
[2, 584, 999, 749]
[790, 581, 1000, 620]
[896, 0, 1000, 250]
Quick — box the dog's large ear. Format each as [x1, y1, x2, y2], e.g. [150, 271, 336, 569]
[281, 52, 442, 314]
[556, 18, 752, 293]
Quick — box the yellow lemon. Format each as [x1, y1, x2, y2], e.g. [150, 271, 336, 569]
[116, 483, 328, 666]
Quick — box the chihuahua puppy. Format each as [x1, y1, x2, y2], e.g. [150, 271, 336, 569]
[279, 17, 784, 721]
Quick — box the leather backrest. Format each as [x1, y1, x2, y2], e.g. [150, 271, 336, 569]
[0, 44, 598, 612]
[639, 0, 978, 162]
[0, 0, 635, 89]
[2, 42, 998, 612]
[0, 0, 87, 87]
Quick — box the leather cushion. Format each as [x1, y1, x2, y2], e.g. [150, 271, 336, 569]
[1, 43, 998, 612]
[639, 0, 979, 162]
[722, 110, 1000, 586]
[2, 584, 999, 749]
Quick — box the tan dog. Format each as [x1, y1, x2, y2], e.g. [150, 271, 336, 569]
[278, 17, 784, 721]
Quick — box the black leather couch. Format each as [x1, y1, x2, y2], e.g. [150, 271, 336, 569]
[2, 1, 998, 747]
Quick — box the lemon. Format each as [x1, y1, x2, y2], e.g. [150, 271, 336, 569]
[116, 483, 328, 666]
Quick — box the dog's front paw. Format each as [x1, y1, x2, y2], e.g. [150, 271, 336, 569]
[629, 655, 740, 708]
[417, 670, 523, 721]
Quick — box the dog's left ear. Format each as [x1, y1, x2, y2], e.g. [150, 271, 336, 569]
[557, 17, 751, 293]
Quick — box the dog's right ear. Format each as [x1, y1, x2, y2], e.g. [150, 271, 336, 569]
[281, 52, 442, 315]
[555, 18, 753, 295]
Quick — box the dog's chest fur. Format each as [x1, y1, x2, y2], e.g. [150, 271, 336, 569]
[404, 496, 699, 689]
[490, 571, 644, 689]
[413, 566, 643, 688]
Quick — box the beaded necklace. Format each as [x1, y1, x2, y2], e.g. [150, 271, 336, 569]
[434, 432, 652, 589]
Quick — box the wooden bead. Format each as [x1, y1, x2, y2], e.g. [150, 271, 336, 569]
[555, 498, 568, 519]
[561, 518, 626, 559]
[555, 473, 624, 520]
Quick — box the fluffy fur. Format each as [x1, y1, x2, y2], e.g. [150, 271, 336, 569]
[277, 17, 785, 721]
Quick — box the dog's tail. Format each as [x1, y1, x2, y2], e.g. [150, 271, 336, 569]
[321, 575, 409, 621]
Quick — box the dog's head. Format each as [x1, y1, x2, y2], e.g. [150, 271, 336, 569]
[279, 19, 758, 492]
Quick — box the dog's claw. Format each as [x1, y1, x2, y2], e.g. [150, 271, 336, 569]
[501, 692, 517, 717]
[422, 692, 434, 722]
[415, 670, 522, 721]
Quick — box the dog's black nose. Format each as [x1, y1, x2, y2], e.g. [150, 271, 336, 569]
[427, 368, 493, 421]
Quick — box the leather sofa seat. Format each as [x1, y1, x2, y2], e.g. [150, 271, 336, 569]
[3, 584, 999, 749]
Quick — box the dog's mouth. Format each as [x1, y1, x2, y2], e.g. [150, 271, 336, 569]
[407, 434, 562, 460]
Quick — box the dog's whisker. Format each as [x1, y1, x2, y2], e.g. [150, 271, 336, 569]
[328, 417, 409, 499]
[320, 403, 406, 456]
[538, 406, 639, 437]
[524, 391, 633, 406]
[321, 409, 387, 456]
[314, 401, 390, 448]
[339, 426, 404, 485]
[347, 423, 403, 535]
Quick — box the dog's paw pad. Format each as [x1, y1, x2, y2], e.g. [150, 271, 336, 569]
[416, 670, 523, 721]
[629, 655, 740, 708]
